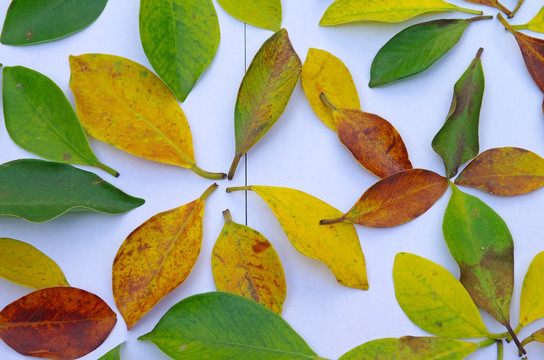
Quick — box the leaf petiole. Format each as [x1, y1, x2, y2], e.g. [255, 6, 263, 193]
[96, 161, 120, 177]
[497, 13, 517, 36]
[506, 323, 526, 356]
[319, 93, 338, 112]
[509, 0, 525, 18]
[496, 340, 504, 360]
[191, 164, 226, 180]
[467, 15, 494, 23]
[226, 186, 252, 193]
[454, 6, 483, 15]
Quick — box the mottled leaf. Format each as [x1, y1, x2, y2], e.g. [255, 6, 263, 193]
[301, 48, 360, 131]
[369, 16, 490, 88]
[139, 0, 219, 102]
[2, 65, 118, 177]
[69, 53, 225, 180]
[321, 169, 448, 227]
[212, 210, 287, 315]
[98, 342, 124, 360]
[519, 251, 544, 327]
[432, 48, 485, 179]
[139, 292, 324, 360]
[455, 147, 544, 195]
[512, 6, 544, 33]
[227, 185, 368, 290]
[228, 29, 302, 180]
[113, 184, 217, 329]
[0, 0, 107, 45]
[394, 253, 490, 338]
[216, 0, 281, 31]
[338, 336, 478, 360]
[0, 238, 69, 289]
[443, 184, 514, 325]
[0, 287, 116, 359]
[0, 159, 144, 223]
[319, 0, 481, 25]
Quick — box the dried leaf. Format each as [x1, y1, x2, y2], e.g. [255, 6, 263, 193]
[319, 0, 481, 25]
[393, 253, 490, 338]
[69, 53, 225, 180]
[512, 6, 544, 33]
[443, 184, 514, 326]
[338, 336, 478, 360]
[519, 251, 544, 328]
[2, 65, 118, 177]
[139, 292, 324, 360]
[301, 48, 360, 131]
[212, 210, 287, 315]
[139, 0, 219, 102]
[321, 169, 448, 227]
[0, 0, 108, 45]
[0, 159, 144, 223]
[432, 48, 485, 179]
[455, 147, 544, 195]
[228, 29, 302, 180]
[0, 238, 69, 289]
[227, 185, 368, 290]
[369, 16, 490, 88]
[0, 287, 116, 359]
[97, 342, 124, 360]
[113, 184, 217, 329]
[216, 0, 281, 31]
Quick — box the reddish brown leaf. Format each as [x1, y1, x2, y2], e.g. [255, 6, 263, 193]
[0, 287, 116, 359]
[321, 169, 448, 227]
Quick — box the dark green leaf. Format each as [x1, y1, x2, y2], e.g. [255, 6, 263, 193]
[443, 184, 514, 326]
[0, 159, 144, 222]
[432, 48, 485, 179]
[0, 0, 108, 45]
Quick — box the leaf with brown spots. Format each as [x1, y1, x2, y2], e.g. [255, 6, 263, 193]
[0, 287, 116, 359]
[321, 169, 448, 227]
[212, 210, 286, 314]
[455, 147, 544, 195]
[112, 183, 217, 329]
[443, 184, 514, 327]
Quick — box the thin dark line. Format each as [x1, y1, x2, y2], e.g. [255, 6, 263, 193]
[244, 22, 248, 226]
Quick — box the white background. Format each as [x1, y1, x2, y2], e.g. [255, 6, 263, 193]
[1, 0, 544, 359]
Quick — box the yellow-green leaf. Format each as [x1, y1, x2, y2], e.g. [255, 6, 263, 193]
[513, 6, 544, 33]
[393, 253, 490, 338]
[227, 185, 368, 290]
[212, 210, 287, 315]
[301, 48, 360, 131]
[112, 184, 217, 329]
[69, 53, 225, 180]
[519, 251, 544, 328]
[216, 0, 281, 31]
[319, 0, 481, 26]
[0, 238, 69, 289]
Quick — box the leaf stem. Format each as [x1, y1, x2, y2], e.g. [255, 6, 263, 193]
[475, 47, 484, 60]
[226, 186, 252, 193]
[494, 1, 512, 17]
[468, 15, 494, 23]
[508, 0, 525, 18]
[506, 323, 526, 356]
[191, 164, 226, 180]
[496, 340, 504, 360]
[497, 13, 517, 36]
[319, 93, 338, 112]
[477, 338, 498, 348]
[222, 209, 233, 223]
[228, 154, 242, 180]
[455, 6, 483, 15]
[511, 24, 529, 30]
[487, 331, 510, 340]
[96, 161, 120, 177]
[200, 183, 219, 201]
[319, 216, 345, 225]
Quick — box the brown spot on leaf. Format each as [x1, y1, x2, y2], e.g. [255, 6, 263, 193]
[62, 153, 72, 161]
[252, 240, 271, 253]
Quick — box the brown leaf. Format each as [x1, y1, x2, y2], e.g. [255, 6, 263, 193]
[0, 287, 116, 359]
[321, 169, 448, 227]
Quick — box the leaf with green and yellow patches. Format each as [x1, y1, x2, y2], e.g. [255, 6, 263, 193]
[338, 336, 478, 360]
[519, 252, 544, 328]
[227, 185, 368, 290]
[455, 147, 544, 196]
[301, 48, 360, 131]
[212, 210, 287, 315]
[216, 0, 281, 31]
[512, 6, 544, 33]
[393, 253, 490, 338]
[0, 238, 69, 289]
[443, 184, 514, 326]
[112, 184, 217, 330]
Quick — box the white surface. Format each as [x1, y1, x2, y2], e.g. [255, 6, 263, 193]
[1, 1, 544, 359]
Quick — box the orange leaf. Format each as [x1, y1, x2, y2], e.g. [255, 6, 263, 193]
[455, 147, 544, 196]
[112, 183, 217, 329]
[321, 169, 448, 227]
[0, 287, 116, 359]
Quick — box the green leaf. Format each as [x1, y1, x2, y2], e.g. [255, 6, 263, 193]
[432, 49, 485, 179]
[338, 336, 478, 360]
[228, 29, 302, 180]
[0, 0, 108, 45]
[443, 184, 514, 326]
[2, 65, 118, 177]
[393, 252, 490, 338]
[139, 291, 325, 360]
[519, 251, 544, 328]
[139, 0, 220, 102]
[0, 159, 144, 222]
[369, 16, 490, 88]
[0, 238, 69, 289]
[98, 342, 124, 360]
[216, 0, 281, 31]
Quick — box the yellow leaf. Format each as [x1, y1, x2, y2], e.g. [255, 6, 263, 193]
[301, 48, 360, 131]
[513, 6, 544, 34]
[519, 251, 544, 327]
[69, 54, 225, 180]
[212, 210, 287, 315]
[112, 183, 217, 329]
[227, 185, 368, 290]
[0, 238, 69, 289]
